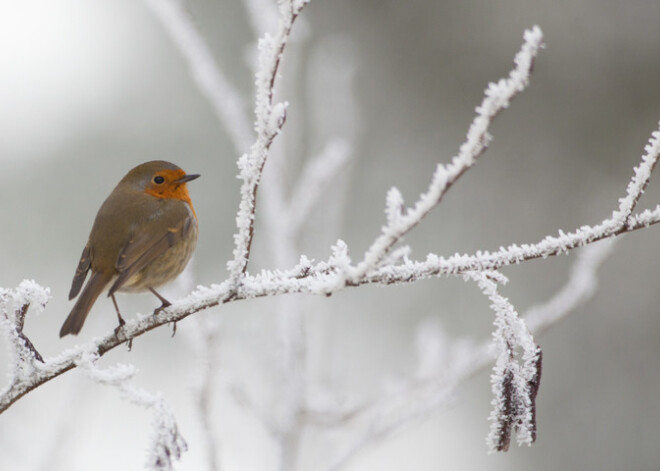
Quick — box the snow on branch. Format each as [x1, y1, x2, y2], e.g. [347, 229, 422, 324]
[228, 0, 310, 280]
[356, 122, 660, 285]
[0, 281, 50, 401]
[466, 271, 541, 452]
[78, 352, 187, 471]
[349, 26, 544, 282]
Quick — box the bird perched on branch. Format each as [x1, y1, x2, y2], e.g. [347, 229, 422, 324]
[60, 161, 200, 337]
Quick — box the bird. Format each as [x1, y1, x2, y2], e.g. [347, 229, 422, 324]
[59, 160, 200, 337]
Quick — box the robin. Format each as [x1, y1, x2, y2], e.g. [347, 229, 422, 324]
[59, 161, 200, 337]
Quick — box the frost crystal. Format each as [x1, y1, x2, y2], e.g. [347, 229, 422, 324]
[467, 271, 542, 452]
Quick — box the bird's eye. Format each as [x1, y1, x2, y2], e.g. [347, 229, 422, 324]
[153, 176, 165, 184]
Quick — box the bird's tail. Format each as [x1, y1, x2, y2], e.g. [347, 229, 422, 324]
[60, 271, 111, 337]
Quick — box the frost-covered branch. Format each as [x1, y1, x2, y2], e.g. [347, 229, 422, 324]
[0, 230, 622, 419]
[228, 0, 310, 280]
[0, 281, 49, 365]
[348, 26, 544, 282]
[467, 271, 541, 452]
[360, 122, 660, 284]
[0, 281, 50, 410]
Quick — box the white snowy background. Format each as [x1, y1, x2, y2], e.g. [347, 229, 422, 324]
[2, 1, 660, 470]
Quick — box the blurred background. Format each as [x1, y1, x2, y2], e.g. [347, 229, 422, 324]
[2, 0, 660, 469]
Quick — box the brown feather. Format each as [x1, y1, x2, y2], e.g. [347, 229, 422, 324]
[60, 271, 112, 337]
[108, 214, 194, 296]
[69, 244, 91, 300]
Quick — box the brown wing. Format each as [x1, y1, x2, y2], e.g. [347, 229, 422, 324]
[69, 244, 91, 300]
[108, 215, 194, 296]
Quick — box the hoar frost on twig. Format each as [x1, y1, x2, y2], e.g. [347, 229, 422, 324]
[228, 0, 310, 280]
[348, 26, 544, 282]
[0, 281, 50, 408]
[365, 121, 660, 284]
[466, 271, 541, 452]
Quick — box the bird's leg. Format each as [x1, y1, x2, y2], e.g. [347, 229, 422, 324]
[111, 294, 126, 326]
[149, 287, 171, 315]
[111, 294, 126, 335]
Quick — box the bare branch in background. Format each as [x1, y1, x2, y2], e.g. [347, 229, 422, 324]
[284, 139, 352, 234]
[77, 352, 187, 471]
[187, 317, 223, 471]
[144, 0, 252, 152]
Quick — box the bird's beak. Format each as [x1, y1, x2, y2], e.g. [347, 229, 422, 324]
[176, 173, 200, 184]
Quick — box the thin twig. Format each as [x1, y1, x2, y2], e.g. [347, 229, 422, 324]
[349, 27, 544, 281]
[228, 0, 310, 280]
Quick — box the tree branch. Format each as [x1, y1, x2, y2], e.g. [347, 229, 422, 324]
[228, 0, 310, 280]
[349, 26, 544, 282]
